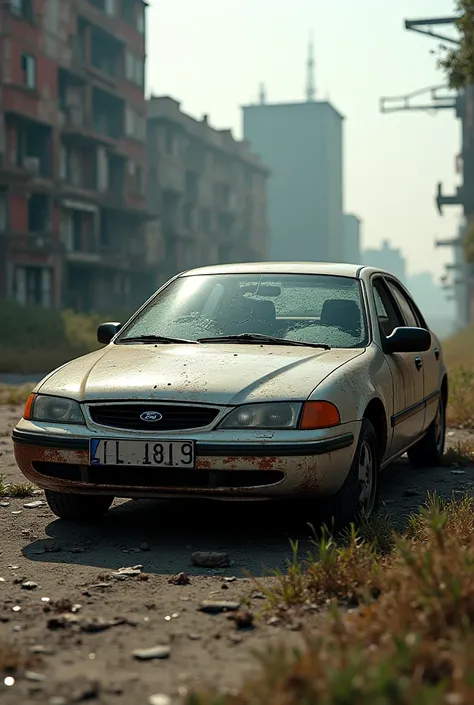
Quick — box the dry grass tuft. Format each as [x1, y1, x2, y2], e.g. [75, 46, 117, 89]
[0, 474, 36, 499]
[443, 440, 474, 467]
[188, 492, 474, 705]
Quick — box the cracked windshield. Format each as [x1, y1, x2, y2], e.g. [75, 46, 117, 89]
[120, 273, 367, 347]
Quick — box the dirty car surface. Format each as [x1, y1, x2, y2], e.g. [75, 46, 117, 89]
[13, 262, 448, 526]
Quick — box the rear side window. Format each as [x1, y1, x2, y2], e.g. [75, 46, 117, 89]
[386, 281, 421, 328]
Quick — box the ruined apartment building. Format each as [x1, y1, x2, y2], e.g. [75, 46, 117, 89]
[147, 97, 269, 284]
[0, 0, 152, 312]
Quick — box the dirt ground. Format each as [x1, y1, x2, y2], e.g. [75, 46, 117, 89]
[1, 403, 474, 705]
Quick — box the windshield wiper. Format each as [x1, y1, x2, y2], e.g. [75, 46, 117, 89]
[120, 335, 198, 344]
[197, 333, 331, 350]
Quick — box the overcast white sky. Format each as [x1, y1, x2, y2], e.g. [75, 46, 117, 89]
[146, 0, 461, 280]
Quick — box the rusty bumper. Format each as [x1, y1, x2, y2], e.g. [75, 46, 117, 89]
[12, 429, 355, 500]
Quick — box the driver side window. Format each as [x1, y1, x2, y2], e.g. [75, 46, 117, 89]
[373, 279, 402, 337]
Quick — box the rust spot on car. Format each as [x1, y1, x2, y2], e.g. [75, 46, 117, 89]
[257, 456, 277, 470]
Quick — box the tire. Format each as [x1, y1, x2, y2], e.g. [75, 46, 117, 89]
[324, 418, 379, 531]
[45, 490, 113, 522]
[407, 396, 446, 468]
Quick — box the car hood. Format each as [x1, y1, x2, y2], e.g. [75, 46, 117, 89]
[37, 343, 365, 405]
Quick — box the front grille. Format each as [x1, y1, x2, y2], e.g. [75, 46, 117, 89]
[33, 463, 284, 490]
[88, 403, 220, 431]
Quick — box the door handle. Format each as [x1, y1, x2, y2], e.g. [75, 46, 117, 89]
[434, 347, 440, 360]
[415, 357, 423, 371]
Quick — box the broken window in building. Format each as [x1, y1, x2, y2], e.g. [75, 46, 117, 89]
[10, 0, 34, 21]
[90, 0, 116, 15]
[91, 25, 122, 78]
[28, 194, 50, 233]
[21, 53, 36, 89]
[14, 266, 52, 307]
[92, 88, 124, 139]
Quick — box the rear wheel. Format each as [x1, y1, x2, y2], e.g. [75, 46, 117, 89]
[407, 397, 446, 468]
[45, 490, 113, 522]
[324, 418, 379, 530]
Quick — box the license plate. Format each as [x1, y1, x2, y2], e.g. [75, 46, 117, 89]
[89, 439, 195, 468]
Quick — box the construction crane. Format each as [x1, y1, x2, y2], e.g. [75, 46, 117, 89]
[380, 14, 473, 325]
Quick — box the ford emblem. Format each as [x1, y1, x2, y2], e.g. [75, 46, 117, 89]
[140, 410, 163, 422]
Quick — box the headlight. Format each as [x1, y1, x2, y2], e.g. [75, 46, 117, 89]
[219, 400, 341, 430]
[23, 394, 85, 424]
[219, 403, 301, 429]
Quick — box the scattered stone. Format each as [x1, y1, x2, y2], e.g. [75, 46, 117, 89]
[88, 582, 112, 590]
[228, 610, 254, 629]
[132, 645, 170, 661]
[24, 500, 44, 509]
[140, 543, 150, 551]
[49, 698, 67, 705]
[11, 510, 22, 515]
[47, 614, 81, 630]
[71, 680, 100, 702]
[221, 583, 229, 590]
[223, 576, 236, 583]
[111, 565, 142, 580]
[188, 633, 201, 640]
[267, 616, 280, 627]
[452, 469, 466, 475]
[169, 572, 191, 586]
[71, 547, 85, 554]
[25, 671, 46, 682]
[81, 617, 136, 633]
[0, 501, 10, 507]
[21, 580, 38, 590]
[139, 573, 150, 581]
[251, 591, 266, 600]
[191, 551, 230, 568]
[30, 645, 56, 655]
[228, 633, 243, 644]
[198, 600, 241, 614]
[148, 695, 171, 705]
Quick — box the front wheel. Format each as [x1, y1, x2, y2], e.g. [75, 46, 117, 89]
[407, 397, 446, 468]
[45, 490, 114, 522]
[324, 418, 379, 530]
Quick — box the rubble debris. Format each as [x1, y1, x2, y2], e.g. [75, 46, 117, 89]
[191, 551, 230, 568]
[169, 572, 191, 586]
[23, 501, 45, 509]
[148, 695, 171, 705]
[198, 600, 241, 614]
[111, 565, 143, 580]
[227, 609, 254, 629]
[132, 645, 171, 660]
[21, 580, 38, 590]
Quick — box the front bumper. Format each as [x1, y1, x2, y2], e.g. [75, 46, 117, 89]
[12, 422, 360, 500]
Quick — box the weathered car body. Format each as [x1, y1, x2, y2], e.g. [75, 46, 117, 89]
[13, 262, 447, 525]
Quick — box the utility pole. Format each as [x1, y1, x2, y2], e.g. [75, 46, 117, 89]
[380, 15, 474, 327]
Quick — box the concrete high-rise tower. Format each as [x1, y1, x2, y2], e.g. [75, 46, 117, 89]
[242, 41, 344, 263]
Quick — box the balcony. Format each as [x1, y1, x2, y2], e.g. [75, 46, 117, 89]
[60, 106, 118, 146]
[1, 232, 59, 257]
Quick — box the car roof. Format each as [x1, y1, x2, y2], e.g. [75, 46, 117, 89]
[180, 261, 366, 278]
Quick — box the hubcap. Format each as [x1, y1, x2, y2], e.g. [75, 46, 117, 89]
[358, 440, 375, 517]
[434, 401, 445, 454]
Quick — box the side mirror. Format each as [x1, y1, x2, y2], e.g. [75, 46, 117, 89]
[385, 326, 431, 354]
[97, 322, 122, 345]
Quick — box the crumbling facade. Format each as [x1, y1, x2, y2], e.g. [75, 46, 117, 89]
[0, 0, 152, 312]
[147, 97, 269, 285]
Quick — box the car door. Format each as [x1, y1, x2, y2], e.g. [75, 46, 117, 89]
[385, 278, 441, 432]
[372, 277, 425, 457]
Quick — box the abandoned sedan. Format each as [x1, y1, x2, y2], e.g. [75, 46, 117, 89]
[13, 262, 447, 526]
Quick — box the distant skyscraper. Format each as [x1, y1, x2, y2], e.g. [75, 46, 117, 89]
[363, 240, 407, 284]
[343, 214, 361, 264]
[242, 42, 344, 263]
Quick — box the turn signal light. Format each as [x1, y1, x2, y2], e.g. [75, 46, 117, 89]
[23, 393, 35, 420]
[299, 401, 340, 430]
